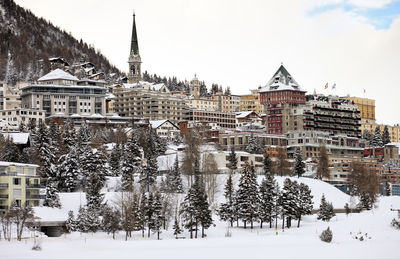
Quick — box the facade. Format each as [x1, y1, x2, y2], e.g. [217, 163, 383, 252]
[0, 161, 41, 214]
[259, 65, 307, 134]
[208, 93, 241, 113]
[303, 95, 362, 138]
[389, 183, 400, 196]
[188, 98, 218, 111]
[20, 69, 107, 117]
[150, 119, 180, 139]
[185, 109, 236, 129]
[0, 82, 21, 110]
[328, 157, 379, 184]
[113, 82, 189, 124]
[0, 108, 45, 130]
[47, 113, 132, 129]
[239, 89, 265, 114]
[205, 151, 264, 174]
[344, 96, 375, 124]
[219, 132, 287, 153]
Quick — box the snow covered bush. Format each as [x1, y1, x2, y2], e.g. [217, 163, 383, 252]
[320, 227, 333, 243]
[391, 218, 400, 229]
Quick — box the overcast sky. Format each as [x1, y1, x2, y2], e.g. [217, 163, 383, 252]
[14, 0, 400, 125]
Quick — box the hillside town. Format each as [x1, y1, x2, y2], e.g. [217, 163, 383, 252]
[0, 2, 400, 259]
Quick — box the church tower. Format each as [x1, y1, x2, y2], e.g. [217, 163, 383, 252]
[189, 74, 200, 98]
[128, 12, 141, 84]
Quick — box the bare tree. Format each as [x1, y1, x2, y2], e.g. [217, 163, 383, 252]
[0, 212, 12, 241]
[181, 130, 201, 186]
[8, 202, 35, 241]
[114, 192, 139, 241]
[276, 147, 291, 176]
[201, 153, 219, 205]
[316, 144, 330, 180]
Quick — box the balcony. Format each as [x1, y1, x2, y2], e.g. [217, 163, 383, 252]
[0, 183, 8, 189]
[0, 205, 8, 210]
[26, 184, 41, 189]
[0, 194, 8, 199]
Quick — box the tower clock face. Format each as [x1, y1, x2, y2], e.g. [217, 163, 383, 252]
[131, 65, 135, 74]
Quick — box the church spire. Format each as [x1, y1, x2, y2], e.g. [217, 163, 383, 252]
[130, 12, 139, 55]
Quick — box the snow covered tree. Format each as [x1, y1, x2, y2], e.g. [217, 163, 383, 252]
[78, 123, 92, 144]
[145, 193, 155, 238]
[65, 210, 77, 233]
[316, 144, 330, 180]
[43, 178, 61, 208]
[165, 154, 184, 193]
[80, 147, 107, 189]
[280, 178, 297, 229]
[363, 129, 372, 142]
[1, 137, 22, 162]
[140, 156, 158, 192]
[150, 193, 164, 240]
[320, 227, 333, 243]
[77, 206, 89, 233]
[263, 152, 272, 176]
[317, 194, 335, 222]
[382, 126, 391, 145]
[120, 137, 142, 192]
[61, 120, 77, 153]
[173, 217, 183, 238]
[18, 121, 27, 132]
[235, 162, 260, 229]
[219, 174, 235, 227]
[227, 146, 238, 172]
[109, 143, 122, 176]
[293, 149, 305, 178]
[34, 121, 57, 180]
[102, 205, 121, 239]
[245, 134, 264, 154]
[139, 193, 148, 238]
[259, 173, 278, 228]
[296, 183, 313, 227]
[371, 127, 383, 147]
[57, 148, 80, 192]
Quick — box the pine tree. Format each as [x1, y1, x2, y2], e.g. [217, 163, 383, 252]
[78, 123, 92, 144]
[18, 121, 27, 132]
[317, 194, 336, 221]
[263, 152, 272, 176]
[382, 126, 391, 145]
[165, 154, 183, 193]
[173, 217, 183, 239]
[280, 178, 297, 229]
[1, 137, 22, 162]
[65, 210, 77, 233]
[296, 183, 313, 227]
[245, 134, 264, 154]
[139, 193, 148, 238]
[77, 206, 89, 233]
[227, 146, 238, 172]
[85, 159, 105, 232]
[150, 193, 164, 240]
[62, 120, 77, 153]
[235, 162, 260, 229]
[43, 178, 61, 208]
[219, 174, 235, 227]
[80, 147, 107, 189]
[109, 143, 122, 176]
[140, 156, 158, 192]
[57, 148, 80, 192]
[294, 149, 305, 178]
[363, 129, 372, 142]
[35, 121, 57, 180]
[146, 193, 155, 238]
[258, 173, 278, 228]
[371, 127, 383, 147]
[102, 205, 121, 239]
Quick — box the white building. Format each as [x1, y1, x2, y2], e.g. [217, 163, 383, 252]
[0, 108, 45, 130]
[150, 119, 180, 139]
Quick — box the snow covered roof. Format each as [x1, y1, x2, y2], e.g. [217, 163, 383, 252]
[259, 65, 305, 93]
[150, 119, 178, 129]
[0, 161, 38, 167]
[1, 132, 30, 144]
[236, 111, 259, 119]
[38, 69, 79, 82]
[386, 142, 400, 155]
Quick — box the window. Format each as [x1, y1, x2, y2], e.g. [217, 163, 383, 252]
[13, 178, 21, 185]
[13, 189, 22, 197]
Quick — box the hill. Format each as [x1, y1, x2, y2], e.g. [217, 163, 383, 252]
[0, 0, 123, 84]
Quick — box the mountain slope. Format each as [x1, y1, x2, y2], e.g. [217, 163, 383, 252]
[0, 0, 122, 84]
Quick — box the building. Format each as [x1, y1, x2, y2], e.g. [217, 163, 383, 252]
[0, 161, 41, 214]
[113, 82, 189, 124]
[128, 13, 141, 84]
[0, 108, 45, 130]
[150, 119, 180, 139]
[0, 82, 21, 110]
[21, 69, 107, 117]
[344, 96, 375, 124]
[204, 151, 264, 174]
[303, 95, 362, 138]
[185, 109, 236, 130]
[208, 93, 241, 113]
[47, 113, 132, 129]
[388, 183, 400, 196]
[219, 132, 287, 153]
[188, 75, 218, 111]
[239, 89, 265, 114]
[259, 65, 307, 134]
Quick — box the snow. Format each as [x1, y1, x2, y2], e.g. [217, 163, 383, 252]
[235, 111, 257, 119]
[386, 142, 400, 155]
[1, 132, 30, 144]
[149, 119, 169, 129]
[38, 69, 79, 82]
[0, 161, 38, 168]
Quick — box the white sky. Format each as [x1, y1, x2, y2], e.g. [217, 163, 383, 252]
[14, 0, 400, 125]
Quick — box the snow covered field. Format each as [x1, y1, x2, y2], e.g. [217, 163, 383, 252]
[1, 196, 399, 259]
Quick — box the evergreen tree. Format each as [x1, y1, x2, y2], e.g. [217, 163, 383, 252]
[77, 206, 89, 232]
[65, 210, 77, 233]
[85, 159, 105, 232]
[235, 162, 260, 229]
[43, 178, 61, 208]
[120, 137, 142, 192]
[362, 129, 372, 142]
[371, 127, 383, 147]
[139, 193, 148, 238]
[35, 121, 57, 179]
[140, 156, 158, 192]
[18, 121, 27, 132]
[219, 174, 235, 227]
[150, 193, 164, 240]
[280, 178, 297, 229]
[1, 137, 22, 162]
[263, 152, 272, 176]
[227, 146, 238, 172]
[145, 193, 155, 238]
[80, 147, 107, 189]
[173, 217, 183, 239]
[259, 173, 278, 228]
[296, 183, 313, 227]
[293, 149, 305, 178]
[102, 205, 121, 239]
[245, 134, 264, 154]
[382, 126, 391, 145]
[317, 194, 336, 221]
[62, 120, 77, 153]
[165, 154, 183, 193]
[57, 148, 80, 192]
[78, 123, 92, 144]
[109, 143, 122, 176]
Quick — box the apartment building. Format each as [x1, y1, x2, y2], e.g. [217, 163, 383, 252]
[0, 108, 45, 130]
[219, 132, 287, 153]
[185, 109, 236, 129]
[21, 69, 107, 117]
[239, 89, 265, 114]
[362, 123, 400, 143]
[0, 161, 41, 214]
[344, 96, 375, 124]
[113, 82, 189, 124]
[208, 93, 241, 113]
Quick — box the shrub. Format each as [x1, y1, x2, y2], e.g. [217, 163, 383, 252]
[320, 227, 333, 243]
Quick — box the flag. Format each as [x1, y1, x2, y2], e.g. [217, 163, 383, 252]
[324, 83, 328, 89]
[332, 83, 336, 89]
[364, 89, 366, 94]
